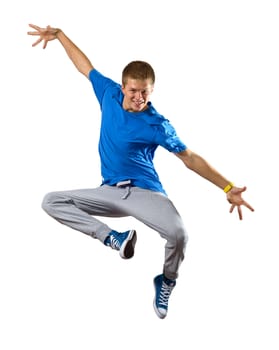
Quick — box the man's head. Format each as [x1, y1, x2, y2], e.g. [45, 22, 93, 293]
[122, 60, 155, 86]
[121, 61, 155, 113]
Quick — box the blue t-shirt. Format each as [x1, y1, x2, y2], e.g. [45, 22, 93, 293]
[89, 69, 187, 194]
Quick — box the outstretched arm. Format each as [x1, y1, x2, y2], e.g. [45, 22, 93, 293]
[175, 149, 254, 220]
[27, 24, 93, 78]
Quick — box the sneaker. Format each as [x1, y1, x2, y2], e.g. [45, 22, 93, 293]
[109, 230, 137, 259]
[153, 274, 176, 319]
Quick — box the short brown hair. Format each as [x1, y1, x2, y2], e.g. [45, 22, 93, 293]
[122, 60, 155, 86]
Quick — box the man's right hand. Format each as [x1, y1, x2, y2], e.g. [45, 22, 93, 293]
[27, 24, 60, 49]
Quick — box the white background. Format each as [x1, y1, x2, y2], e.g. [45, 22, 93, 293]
[1, 0, 278, 349]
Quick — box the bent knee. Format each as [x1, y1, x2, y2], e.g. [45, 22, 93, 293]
[169, 225, 188, 249]
[41, 191, 61, 213]
[177, 227, 189, 248]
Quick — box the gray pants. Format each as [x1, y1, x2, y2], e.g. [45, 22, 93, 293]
[42, 185, 188, 280]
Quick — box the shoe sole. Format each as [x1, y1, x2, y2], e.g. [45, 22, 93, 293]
[119, 230, 137, 259]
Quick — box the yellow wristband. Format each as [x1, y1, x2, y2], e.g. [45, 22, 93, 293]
[223, 182, 234, 193]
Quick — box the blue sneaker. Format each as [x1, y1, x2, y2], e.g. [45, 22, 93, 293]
[109, 230, 137, 259]
[153, 274, 176, 319]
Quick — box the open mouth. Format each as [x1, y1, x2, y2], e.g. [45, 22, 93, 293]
[133, 100, 144, 108]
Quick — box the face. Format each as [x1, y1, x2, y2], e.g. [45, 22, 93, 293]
[122, 78, 154, 112]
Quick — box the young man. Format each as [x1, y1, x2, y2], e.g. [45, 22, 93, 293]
[27, 24, 254, 319]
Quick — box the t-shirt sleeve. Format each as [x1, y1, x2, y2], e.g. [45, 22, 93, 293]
[89, 69, 116, 106]
[155, 120, 187, 153]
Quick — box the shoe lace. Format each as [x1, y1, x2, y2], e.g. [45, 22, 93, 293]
[110, 235, 121, 250]
[158, 281, 174, 307]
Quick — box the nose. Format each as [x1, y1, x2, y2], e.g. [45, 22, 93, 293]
[135, 91, 143, 100]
